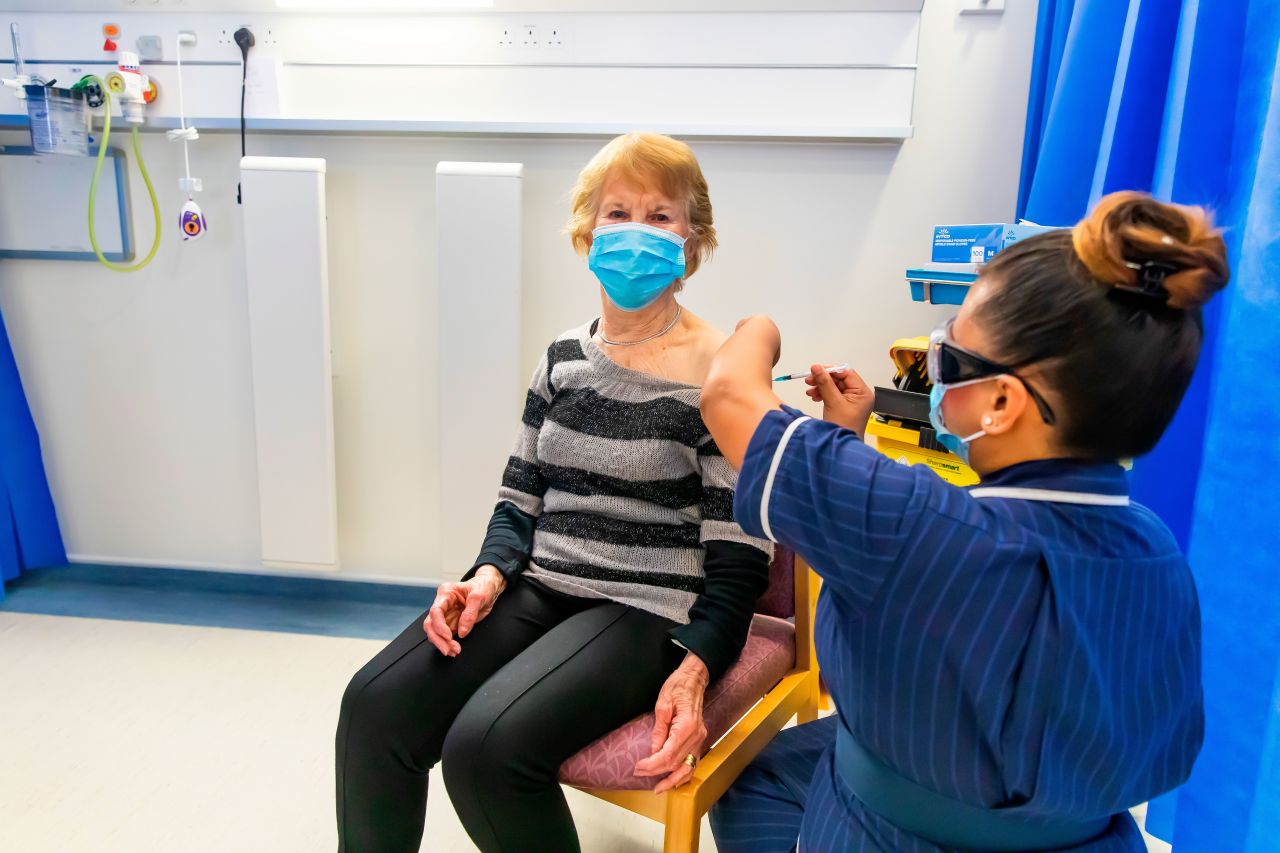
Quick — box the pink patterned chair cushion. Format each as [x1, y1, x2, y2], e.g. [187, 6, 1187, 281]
[558, 614, 796, 790]
[756, 544, 795, 619]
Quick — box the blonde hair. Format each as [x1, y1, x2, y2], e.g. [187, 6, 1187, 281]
[566, 133, 717, 281]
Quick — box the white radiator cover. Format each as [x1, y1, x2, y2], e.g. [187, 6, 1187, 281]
[436, 161, 524, 579]
[240, 156, 339, 570]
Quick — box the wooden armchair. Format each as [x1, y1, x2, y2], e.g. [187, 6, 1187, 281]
[558, 547, 822, 852]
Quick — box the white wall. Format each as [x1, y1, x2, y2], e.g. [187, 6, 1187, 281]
[0, 2, 1037, 582]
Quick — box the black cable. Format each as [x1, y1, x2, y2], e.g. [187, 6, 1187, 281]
[234, 28, 254, 204]
[236, 60, 246, 203]
[239, 60, 246, 156]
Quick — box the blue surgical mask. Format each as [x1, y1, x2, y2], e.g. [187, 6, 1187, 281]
[928, 382, 987, 465]
[588, 222, 687, 312]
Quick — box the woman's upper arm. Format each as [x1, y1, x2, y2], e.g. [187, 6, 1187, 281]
[732, 406, 952, 609]
[699, 374, 777, 470]
[496, 351, 552, 516]
[695, 436, 774, 555]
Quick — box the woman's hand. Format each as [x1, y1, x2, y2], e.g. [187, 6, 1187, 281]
[805, 363, 875, 437]
[634, 652, 710, 793]
[423, 566, 507, 656]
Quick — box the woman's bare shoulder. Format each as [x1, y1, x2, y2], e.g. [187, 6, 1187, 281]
[698, 327, 728, 362]
[682, 313, 729, 381]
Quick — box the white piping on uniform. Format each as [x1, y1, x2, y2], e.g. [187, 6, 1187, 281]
[969, 486, 1130, 506]
[761, 416, 812, 541]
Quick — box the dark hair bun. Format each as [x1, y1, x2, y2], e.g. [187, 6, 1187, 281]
[1071, 191, 1229, 310]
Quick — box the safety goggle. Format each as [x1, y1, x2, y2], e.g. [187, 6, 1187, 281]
[928, 319, 1057, 426]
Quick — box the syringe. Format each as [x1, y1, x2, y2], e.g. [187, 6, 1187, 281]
[773, 363, 849, 382]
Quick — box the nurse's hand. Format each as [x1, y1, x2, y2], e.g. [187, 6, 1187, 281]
[423, 566, 506, 656]
[634, 652, 710, 793]
[806, 363, 875, 437]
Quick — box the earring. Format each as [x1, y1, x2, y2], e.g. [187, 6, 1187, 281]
[982, 416, 993, 426]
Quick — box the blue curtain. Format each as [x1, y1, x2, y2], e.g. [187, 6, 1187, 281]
[1018, 0, 1280, 848]
[0, 304, 66, 599]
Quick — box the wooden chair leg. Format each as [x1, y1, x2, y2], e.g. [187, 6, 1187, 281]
[663, 789, 700, 853]
[794, 673, 820, 724]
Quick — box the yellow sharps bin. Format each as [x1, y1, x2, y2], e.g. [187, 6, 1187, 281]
[864, 335, 980, 487]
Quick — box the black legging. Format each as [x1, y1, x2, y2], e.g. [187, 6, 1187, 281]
[335, 576, 684, 853]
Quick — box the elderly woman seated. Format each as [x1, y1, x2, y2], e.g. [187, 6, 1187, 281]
[335, 132, 773, 853]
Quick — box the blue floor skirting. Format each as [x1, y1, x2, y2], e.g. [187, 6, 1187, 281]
[0, 564, 435, 640]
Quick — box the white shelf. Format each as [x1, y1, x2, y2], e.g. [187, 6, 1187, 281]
[0, 113, 913, 142]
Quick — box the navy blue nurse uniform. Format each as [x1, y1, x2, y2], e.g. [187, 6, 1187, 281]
[710, 407, 1204, 852]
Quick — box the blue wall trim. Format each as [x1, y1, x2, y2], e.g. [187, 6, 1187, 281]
[0, 564, 436, 641]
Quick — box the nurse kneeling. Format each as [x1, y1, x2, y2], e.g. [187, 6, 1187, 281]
[700, 192, 1226, 852]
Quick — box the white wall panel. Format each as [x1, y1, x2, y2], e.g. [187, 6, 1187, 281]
[434, 162, 523, 579]
[0, 10, 919, 139]
[240, 155, 338, 570]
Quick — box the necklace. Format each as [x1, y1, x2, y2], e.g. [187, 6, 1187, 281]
[597, 306, 682, 347]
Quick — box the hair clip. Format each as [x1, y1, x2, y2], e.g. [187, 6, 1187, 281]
[1113, 259, 1176, 304]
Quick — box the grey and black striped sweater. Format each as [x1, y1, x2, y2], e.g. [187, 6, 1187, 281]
[470, 320, 774, 680]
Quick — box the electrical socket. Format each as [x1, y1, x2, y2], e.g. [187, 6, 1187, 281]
[498, 24, 563, 49]
[218, 25, 279, 47]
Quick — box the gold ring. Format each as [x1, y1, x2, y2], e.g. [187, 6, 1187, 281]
[683, 753, 697, 768]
